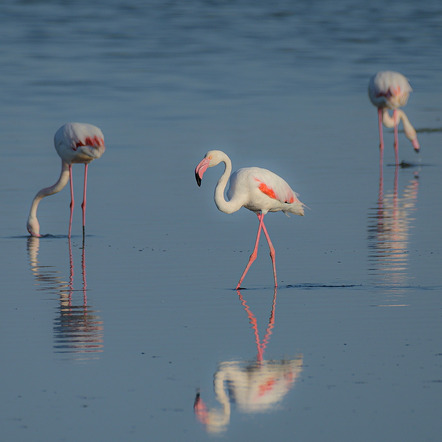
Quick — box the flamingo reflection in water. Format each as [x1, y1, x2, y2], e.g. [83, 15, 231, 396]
[27, 237, 103, 360]
[194, 288, 303, 434]
[367, 166, 420, 296]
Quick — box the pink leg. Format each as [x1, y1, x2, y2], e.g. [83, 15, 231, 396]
[378, 108, 384, 168]
[81, 164, 88, 236]
[68, 165, 74, 238]
[393, 109, 399, 165]
[236, 215, 264, 289]
[81, 164, 88, 235]
[259, 214, 277, 287]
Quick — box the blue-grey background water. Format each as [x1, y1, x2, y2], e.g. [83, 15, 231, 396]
[1, 0, 442, 440]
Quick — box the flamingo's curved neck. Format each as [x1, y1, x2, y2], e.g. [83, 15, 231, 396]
[213, 367, 231, 418]
[213, 155, 241, 214]
[382, 108, 418, 142]
[27, 160, 71, 236]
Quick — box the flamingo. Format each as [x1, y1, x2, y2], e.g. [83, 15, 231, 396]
[194, 150, 304, 289]
[368, 71, 420, 166]
[27, 122, 105, 238]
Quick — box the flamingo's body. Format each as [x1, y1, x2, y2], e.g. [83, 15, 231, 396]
[27, 122, 105, 237]
[368, 71, 420, 166]
[195, 150, 304, 289]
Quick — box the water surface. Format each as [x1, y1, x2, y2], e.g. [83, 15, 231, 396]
[1, 1, 442, 441]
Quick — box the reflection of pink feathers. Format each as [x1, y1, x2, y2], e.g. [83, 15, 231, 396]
[195, 150, 304, 288]
[27, 123, 105, 237]
[368, 71, 420, 166]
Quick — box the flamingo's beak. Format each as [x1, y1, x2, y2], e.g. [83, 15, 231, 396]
[195, 170, 202, 187]
[195, 157, 210, 187]
[412, 138, 420, 153]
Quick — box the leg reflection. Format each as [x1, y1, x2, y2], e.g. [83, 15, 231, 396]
[27, 236, 104, 360]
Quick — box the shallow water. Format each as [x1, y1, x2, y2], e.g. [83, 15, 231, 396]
[1, 1, 442, 441]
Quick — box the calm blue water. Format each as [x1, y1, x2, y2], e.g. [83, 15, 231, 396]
[1, 1, 442, 441]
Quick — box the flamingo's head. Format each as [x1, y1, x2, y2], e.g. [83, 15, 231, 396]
[194, 150, 225, 186]
[27, 216, 41, 238]
[412, 137, 420, 153]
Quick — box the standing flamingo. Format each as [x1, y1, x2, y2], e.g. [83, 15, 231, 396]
[27, 122, 105, 238]
[195, 150, 304, 289]
[368, 71, 420, 166]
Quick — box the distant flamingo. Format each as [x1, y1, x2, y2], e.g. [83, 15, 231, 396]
[27, 122, 105, 237]
[368, 71, 420, 166]
[195, 150, 304, 289]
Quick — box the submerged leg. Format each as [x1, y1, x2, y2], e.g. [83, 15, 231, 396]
[81, 163, 89, 237]
[378, 107, 384, 168]
[393, 109, 399, 165]
[68, 165, 74, 238]
[236, 215, 264, 289]
[259, 214, 277, 287]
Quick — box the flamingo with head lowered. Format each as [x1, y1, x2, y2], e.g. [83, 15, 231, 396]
[27, 122, 105, 238]
[368, 71, 420, 166]
[195, 150, 304, 289]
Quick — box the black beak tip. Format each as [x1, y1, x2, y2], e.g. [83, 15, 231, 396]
[195, 173, 202, 187]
